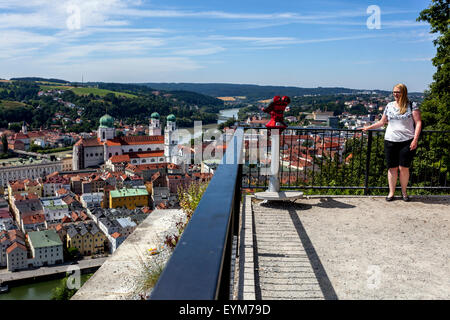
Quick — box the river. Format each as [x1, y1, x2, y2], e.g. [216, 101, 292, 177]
[217, 108, 240, 124]
[0, 273, 92, 300]
[177, 108, 240, 144]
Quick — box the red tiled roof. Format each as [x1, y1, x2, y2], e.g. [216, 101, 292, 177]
[0, 208, 11, 219]
[109, 154, 130, 163]
[71, 212, 81, 222]
[14, 193, 39, 201]
[57, 188, 69, 195]
[108, 135, 164, 146]
[128, 151, 164, 158]
[75, 137, 102, 147]
[62, 195, 75, 205]
[112, 232, 121, 239]
[125, 163, 167, 172]
[6, 242, 27, 254]
[22, 214, 46, 225]
[141, 207, 152, 214]
[61, 216, 72, 223]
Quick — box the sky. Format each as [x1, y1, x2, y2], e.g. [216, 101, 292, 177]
[0, 0, 438, 92]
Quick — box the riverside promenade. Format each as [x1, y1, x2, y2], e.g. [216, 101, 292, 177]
[234, 195, 450, 300]
[0, 257, 107, 285]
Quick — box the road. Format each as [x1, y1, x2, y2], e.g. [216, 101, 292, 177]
[0, 257, 107, 284]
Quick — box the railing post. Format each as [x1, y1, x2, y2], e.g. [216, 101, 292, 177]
[364, 130, 373, 195]
[233, 164, 242, 237]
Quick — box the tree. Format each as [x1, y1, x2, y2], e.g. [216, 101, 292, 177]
[51, 275, 78, 300]
[416, 0, 449, 131]
[417, 0, 449, 179]
[1, 134, 7, 153]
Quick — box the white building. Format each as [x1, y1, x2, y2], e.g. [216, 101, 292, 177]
[0, 159, 63, 188]
[6, 242, 28, 271]
[80, 192, 104, 208]
[165, 114, 179, 164]
[27, 230, 64, 267]
[42, 177, 71, 197]
[73, 112, 178, 170]
[115, 217, 137, 238]
[41, 197, 70, 223]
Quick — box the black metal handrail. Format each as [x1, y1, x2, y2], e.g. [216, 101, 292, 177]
[150, 128, 244, 300]
[241, 126, 450, 194]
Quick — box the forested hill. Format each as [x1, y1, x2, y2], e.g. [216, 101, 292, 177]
[11, 77, 70, 84]
[0, 79, 225, 132]
[141, 83, 394, 99]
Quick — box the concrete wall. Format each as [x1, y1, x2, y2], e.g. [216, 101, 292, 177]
[71, 209, 186, 300]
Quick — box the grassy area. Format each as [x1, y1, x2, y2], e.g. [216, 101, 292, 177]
[0, 100, 27, 108]
[39, 85, 137, 98]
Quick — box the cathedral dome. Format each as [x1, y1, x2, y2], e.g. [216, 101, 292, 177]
[151, 112, 160, 119]
[99, 114, 114, 128]
[167, 114, 176, 122]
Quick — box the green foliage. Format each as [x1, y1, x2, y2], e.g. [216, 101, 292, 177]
[177, 181, 210, 218]
[8, 122, 22, 133]
[275, 130, 448, 195]
[51, 273, 92, 300]
[417, 0, 450, 131]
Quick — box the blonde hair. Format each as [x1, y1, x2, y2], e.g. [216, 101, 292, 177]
[394, 83, 409, 114]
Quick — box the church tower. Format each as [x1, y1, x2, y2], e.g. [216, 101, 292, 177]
[22, 122, 28, 135]
[149, 112, 161, 136]
[98, 114, 115, 142]
[164, 114, 178, 164]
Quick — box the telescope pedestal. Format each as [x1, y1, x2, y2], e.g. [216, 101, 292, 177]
[254, 130, 303, 202]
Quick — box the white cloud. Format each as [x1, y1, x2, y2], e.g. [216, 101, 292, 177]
[174, 46, 226, 56]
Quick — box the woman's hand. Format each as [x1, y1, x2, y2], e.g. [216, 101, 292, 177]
[410, 139, 418, 150]
[361, 126, 369, 132]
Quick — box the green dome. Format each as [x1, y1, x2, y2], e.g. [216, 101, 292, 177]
[167, 114, 176, 122]
[99, 114, 114, 128]
[151, 112, 160, 119]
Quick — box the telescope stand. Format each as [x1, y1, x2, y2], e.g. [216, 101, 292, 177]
[254, 129, 303, 203]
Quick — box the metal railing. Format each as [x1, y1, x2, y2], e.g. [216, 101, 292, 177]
[150, 128, 244, 300]
[242, 126, 450, 195]
[150, 125, 448, 300]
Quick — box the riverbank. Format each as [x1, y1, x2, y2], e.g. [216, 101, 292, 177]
[0, 257, 107, 287]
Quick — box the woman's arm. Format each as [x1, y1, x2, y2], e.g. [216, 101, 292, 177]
[361, 114, 388, 132]
[410, 110, 422, 150]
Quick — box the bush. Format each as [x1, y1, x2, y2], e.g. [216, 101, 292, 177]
[177, 181, 209, 219]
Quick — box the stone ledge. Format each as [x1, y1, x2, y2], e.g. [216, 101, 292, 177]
[71, 209, 185, 300]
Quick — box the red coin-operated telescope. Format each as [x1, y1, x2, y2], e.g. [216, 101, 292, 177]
[261, 95, 291, 131]
[255, 95, 303, 202]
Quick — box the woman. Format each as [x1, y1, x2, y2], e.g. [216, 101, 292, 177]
[362, 83, 422, 201]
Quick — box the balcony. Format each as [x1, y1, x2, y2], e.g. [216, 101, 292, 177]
[72, 127, 449, 300]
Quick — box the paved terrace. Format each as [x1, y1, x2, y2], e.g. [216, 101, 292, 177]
[234, 195, 449, 300]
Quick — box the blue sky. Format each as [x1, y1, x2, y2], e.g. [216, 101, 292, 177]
[0, 0, 437, 92]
